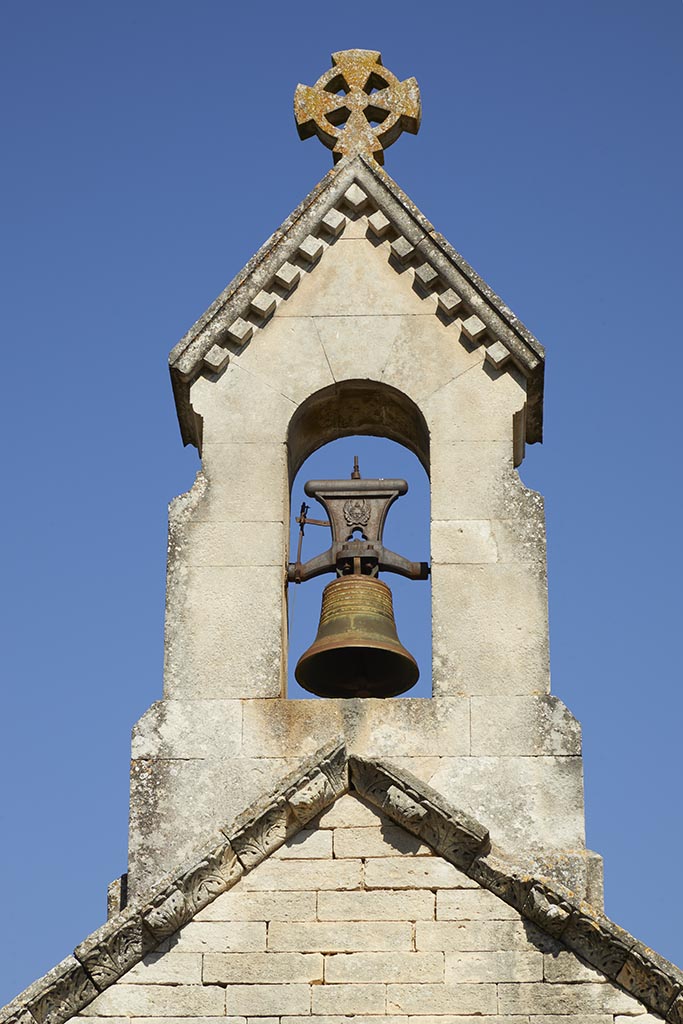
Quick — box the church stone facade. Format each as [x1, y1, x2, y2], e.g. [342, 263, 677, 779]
[2, 49, 681, 1024]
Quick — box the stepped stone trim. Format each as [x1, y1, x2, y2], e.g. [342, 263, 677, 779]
[4, 742, 680, 1024]
[169, 154, 545, 450]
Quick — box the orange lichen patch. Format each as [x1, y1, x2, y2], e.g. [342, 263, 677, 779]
[294, 49, 420, 165]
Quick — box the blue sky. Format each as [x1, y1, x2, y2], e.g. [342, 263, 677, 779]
[1, 0, 682, 1006]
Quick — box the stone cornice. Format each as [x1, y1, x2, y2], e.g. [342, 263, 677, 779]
[5, 743, 681, 1024]
[169, 155, 545, 451]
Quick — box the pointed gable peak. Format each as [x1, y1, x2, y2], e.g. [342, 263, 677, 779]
[169, 155, 545, 452]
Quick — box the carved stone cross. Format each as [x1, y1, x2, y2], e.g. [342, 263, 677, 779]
[294, 49, 421, 165]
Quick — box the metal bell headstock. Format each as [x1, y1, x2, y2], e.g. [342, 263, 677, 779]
[288, 457, 429, 584]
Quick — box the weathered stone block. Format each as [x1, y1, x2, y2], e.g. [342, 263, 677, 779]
[333, 825, 429, 858]
[128, 758, 288, 899]
[390, 236, 415, 262]
[437, 888, 520, 921]
[423, 364, 525, 443]
[377, 310, 482, 406]
[274, 261, 301, 290]
[428, 756, 586, 861]
[367, 210, 390, 236]
[181, 520, 285, 569]
[316, 794, 382, 828]
[414, 262, 439, 289]
[386, 983, 497, 1015]
[544, 949, 606, 982]
[273, 828, 332, 859]
[321, 208, 346, 236]
[126, 952, 202, 985]
[230, 314, 334, 406]
[132, 701, 242, 760]
[445, 949, 543, 983]
[202, 343, 230, 373]
[498, 981, 645, 1015]
[204, 892, 309, 926]
[312, 984, 385, 1015]
[317, 889, 435, 921]
[461, 313, 487, 341]
[471, 695, 581, 756]
[416, 919, 533, 952]
[364, 857, 472, 890]
[267, 921, 411, 953]
[485, 339, 511, 369]
[226, 316, 252, 346]
[226, 984, 310, 1017]
[298, 234, 324, 263]
[250, 290, 276, 319]
[431, 520, 500, 565]
[429, 441, 513, 521]
[192, 363, 295, 444]
[325, 951, 444, 984]
[437, 287, 463, 315]
[278, 234, 423, 318]
[162, 919, 266, 952]
[343, 183, 367, 211]
[85, 985, 225, 1017]
[432, 564, 549, 697]
[239, 858, 362, 891]
[203, 951, 323, 984]
[198, 442, 287, 523]
[241, 697, 470, 759]
[164, 564, 284, 700]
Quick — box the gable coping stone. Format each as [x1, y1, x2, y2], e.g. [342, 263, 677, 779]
[3, 741, 681, 1024]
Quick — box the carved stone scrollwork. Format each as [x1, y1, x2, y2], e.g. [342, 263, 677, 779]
[142, 887, 192, 941]
[1, 1009, 34, 1024]
[384, 784, 427, 830]
[617, 946, 683, 1019]
[318, 742, 348, 800]
[75, 914, 154, 990]
[26, 959, 98, 1024]
[668, 993, 683, 1024]
[349, 756, 488, 871]
[562, 911, 632, 979]
[522, 883, 572, 938]
[178, 840, 242, 914]
[288, 771, 330, 824]
[230, 799, 289, 871]
[229, 743, 348, 871]
[468, 852, 533, 914]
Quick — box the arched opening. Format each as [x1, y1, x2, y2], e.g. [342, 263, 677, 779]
[287, 381, 431, 699]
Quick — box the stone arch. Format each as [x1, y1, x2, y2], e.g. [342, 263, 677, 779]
[287, 378, 430, 482]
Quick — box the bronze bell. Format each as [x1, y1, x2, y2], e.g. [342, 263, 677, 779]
[288, 458, 429, 699]
[295, 574, 419, 698]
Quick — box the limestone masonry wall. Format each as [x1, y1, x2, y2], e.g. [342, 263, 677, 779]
[83, 797, 656, 1024]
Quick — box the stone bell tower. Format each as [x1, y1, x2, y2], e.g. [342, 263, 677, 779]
[6, 49, 683, 1024]
[131, 47, 598, 905]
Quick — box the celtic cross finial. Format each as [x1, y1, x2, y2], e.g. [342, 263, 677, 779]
[294, 50, 421, 165]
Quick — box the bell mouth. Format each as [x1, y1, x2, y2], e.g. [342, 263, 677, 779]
[294, 575, 420, 698]
[295, 640, 419, 698]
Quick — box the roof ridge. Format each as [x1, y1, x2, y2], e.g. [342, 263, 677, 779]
[4, 744, 681, 1024]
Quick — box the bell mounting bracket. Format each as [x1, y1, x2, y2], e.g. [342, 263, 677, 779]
[288, 458, 430, 584]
